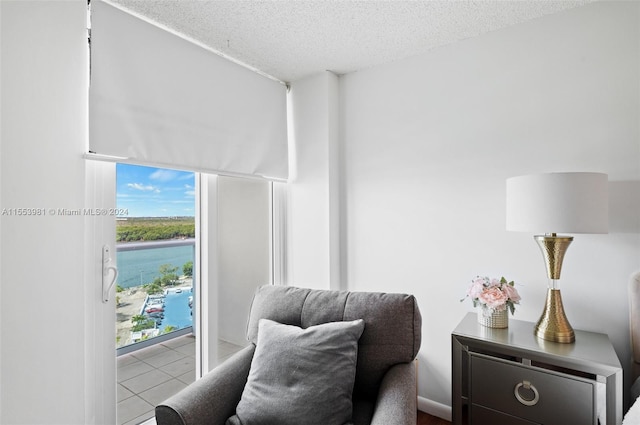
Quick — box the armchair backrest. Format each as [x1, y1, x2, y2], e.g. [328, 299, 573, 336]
[246, 285, 422, 399]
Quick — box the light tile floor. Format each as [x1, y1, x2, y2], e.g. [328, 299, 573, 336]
[117, 335, 243, 425]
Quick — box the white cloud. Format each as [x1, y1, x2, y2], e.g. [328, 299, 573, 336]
[185, 190, 195, 197]
[127, 183, 160, 193]
[149, 169, 178, 182]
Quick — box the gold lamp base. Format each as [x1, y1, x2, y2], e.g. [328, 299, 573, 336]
[534, 288, 575, 343]
[533, 234, 576, 344]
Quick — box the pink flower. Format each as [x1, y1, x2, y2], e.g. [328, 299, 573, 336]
[503, 284, 521, 303]
[488, 278, 501, 288]
[467, 279, 485, 299]
[478, 287, 508, 309]
[463, 276, 522, 315]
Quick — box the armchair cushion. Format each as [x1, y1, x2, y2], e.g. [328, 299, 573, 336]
[226, 318, 365, 425]
[246, 285, 421, 400]
[156, 285, 422, 425]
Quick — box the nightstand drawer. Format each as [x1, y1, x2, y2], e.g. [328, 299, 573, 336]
[471, 405, 540, 425]
[470, 353, 596, 425]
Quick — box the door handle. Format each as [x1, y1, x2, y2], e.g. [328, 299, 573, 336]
[102, 245, 118, 303]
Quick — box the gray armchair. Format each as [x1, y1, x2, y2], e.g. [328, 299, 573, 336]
[155, 285, 422, 425]
[629, 271, 640, 400]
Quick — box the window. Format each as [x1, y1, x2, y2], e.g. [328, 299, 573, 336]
[114, 164, 196, 350]
[113, 166, 275, 424]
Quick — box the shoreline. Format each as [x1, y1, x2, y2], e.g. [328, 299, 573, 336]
[117, 238, 195, 252]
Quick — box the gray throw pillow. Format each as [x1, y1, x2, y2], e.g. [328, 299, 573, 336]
[226, 318, 365, 425]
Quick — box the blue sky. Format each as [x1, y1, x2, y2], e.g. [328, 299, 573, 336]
[116, 164, 195, 217]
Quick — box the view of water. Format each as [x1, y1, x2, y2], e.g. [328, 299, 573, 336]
[161, 289, 194, 329]
[116, 243, 195, 288]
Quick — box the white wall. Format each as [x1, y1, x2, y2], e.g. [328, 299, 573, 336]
[217, 176, 271, 347]
[288, 72, 341, 290]
[337, 0, 640, 412]
[0, 1, 103, 423]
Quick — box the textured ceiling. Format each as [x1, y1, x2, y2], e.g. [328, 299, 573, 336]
[106, 0, 594, 83]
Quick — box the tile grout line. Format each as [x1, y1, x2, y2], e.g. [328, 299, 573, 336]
[120, 355, 194, 396]
[118, 336, 196, 425]
[117, 336, 240, 425]
[130, 343, 192, 370]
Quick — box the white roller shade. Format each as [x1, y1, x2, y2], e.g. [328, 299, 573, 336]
[89, 0, 288, 180]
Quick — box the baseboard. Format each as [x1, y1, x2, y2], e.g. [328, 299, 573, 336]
[418, 396, 452, 422]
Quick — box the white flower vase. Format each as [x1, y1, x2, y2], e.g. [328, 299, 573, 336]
[477, 306, 508, 328]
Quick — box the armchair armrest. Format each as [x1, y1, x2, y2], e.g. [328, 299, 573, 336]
[155, 344, 255, 425]
[632, 376, 640, 402]
[370, 361, 416, 425]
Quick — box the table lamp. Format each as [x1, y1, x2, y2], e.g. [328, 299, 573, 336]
[506, 172, 608, 343]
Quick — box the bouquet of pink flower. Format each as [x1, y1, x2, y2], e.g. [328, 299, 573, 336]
[462, 276, 521, 315]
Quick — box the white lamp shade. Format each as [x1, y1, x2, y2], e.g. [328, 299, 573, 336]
[506, 172, 609, 234]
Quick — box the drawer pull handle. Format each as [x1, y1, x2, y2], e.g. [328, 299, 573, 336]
[514, 381, 539, 406]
